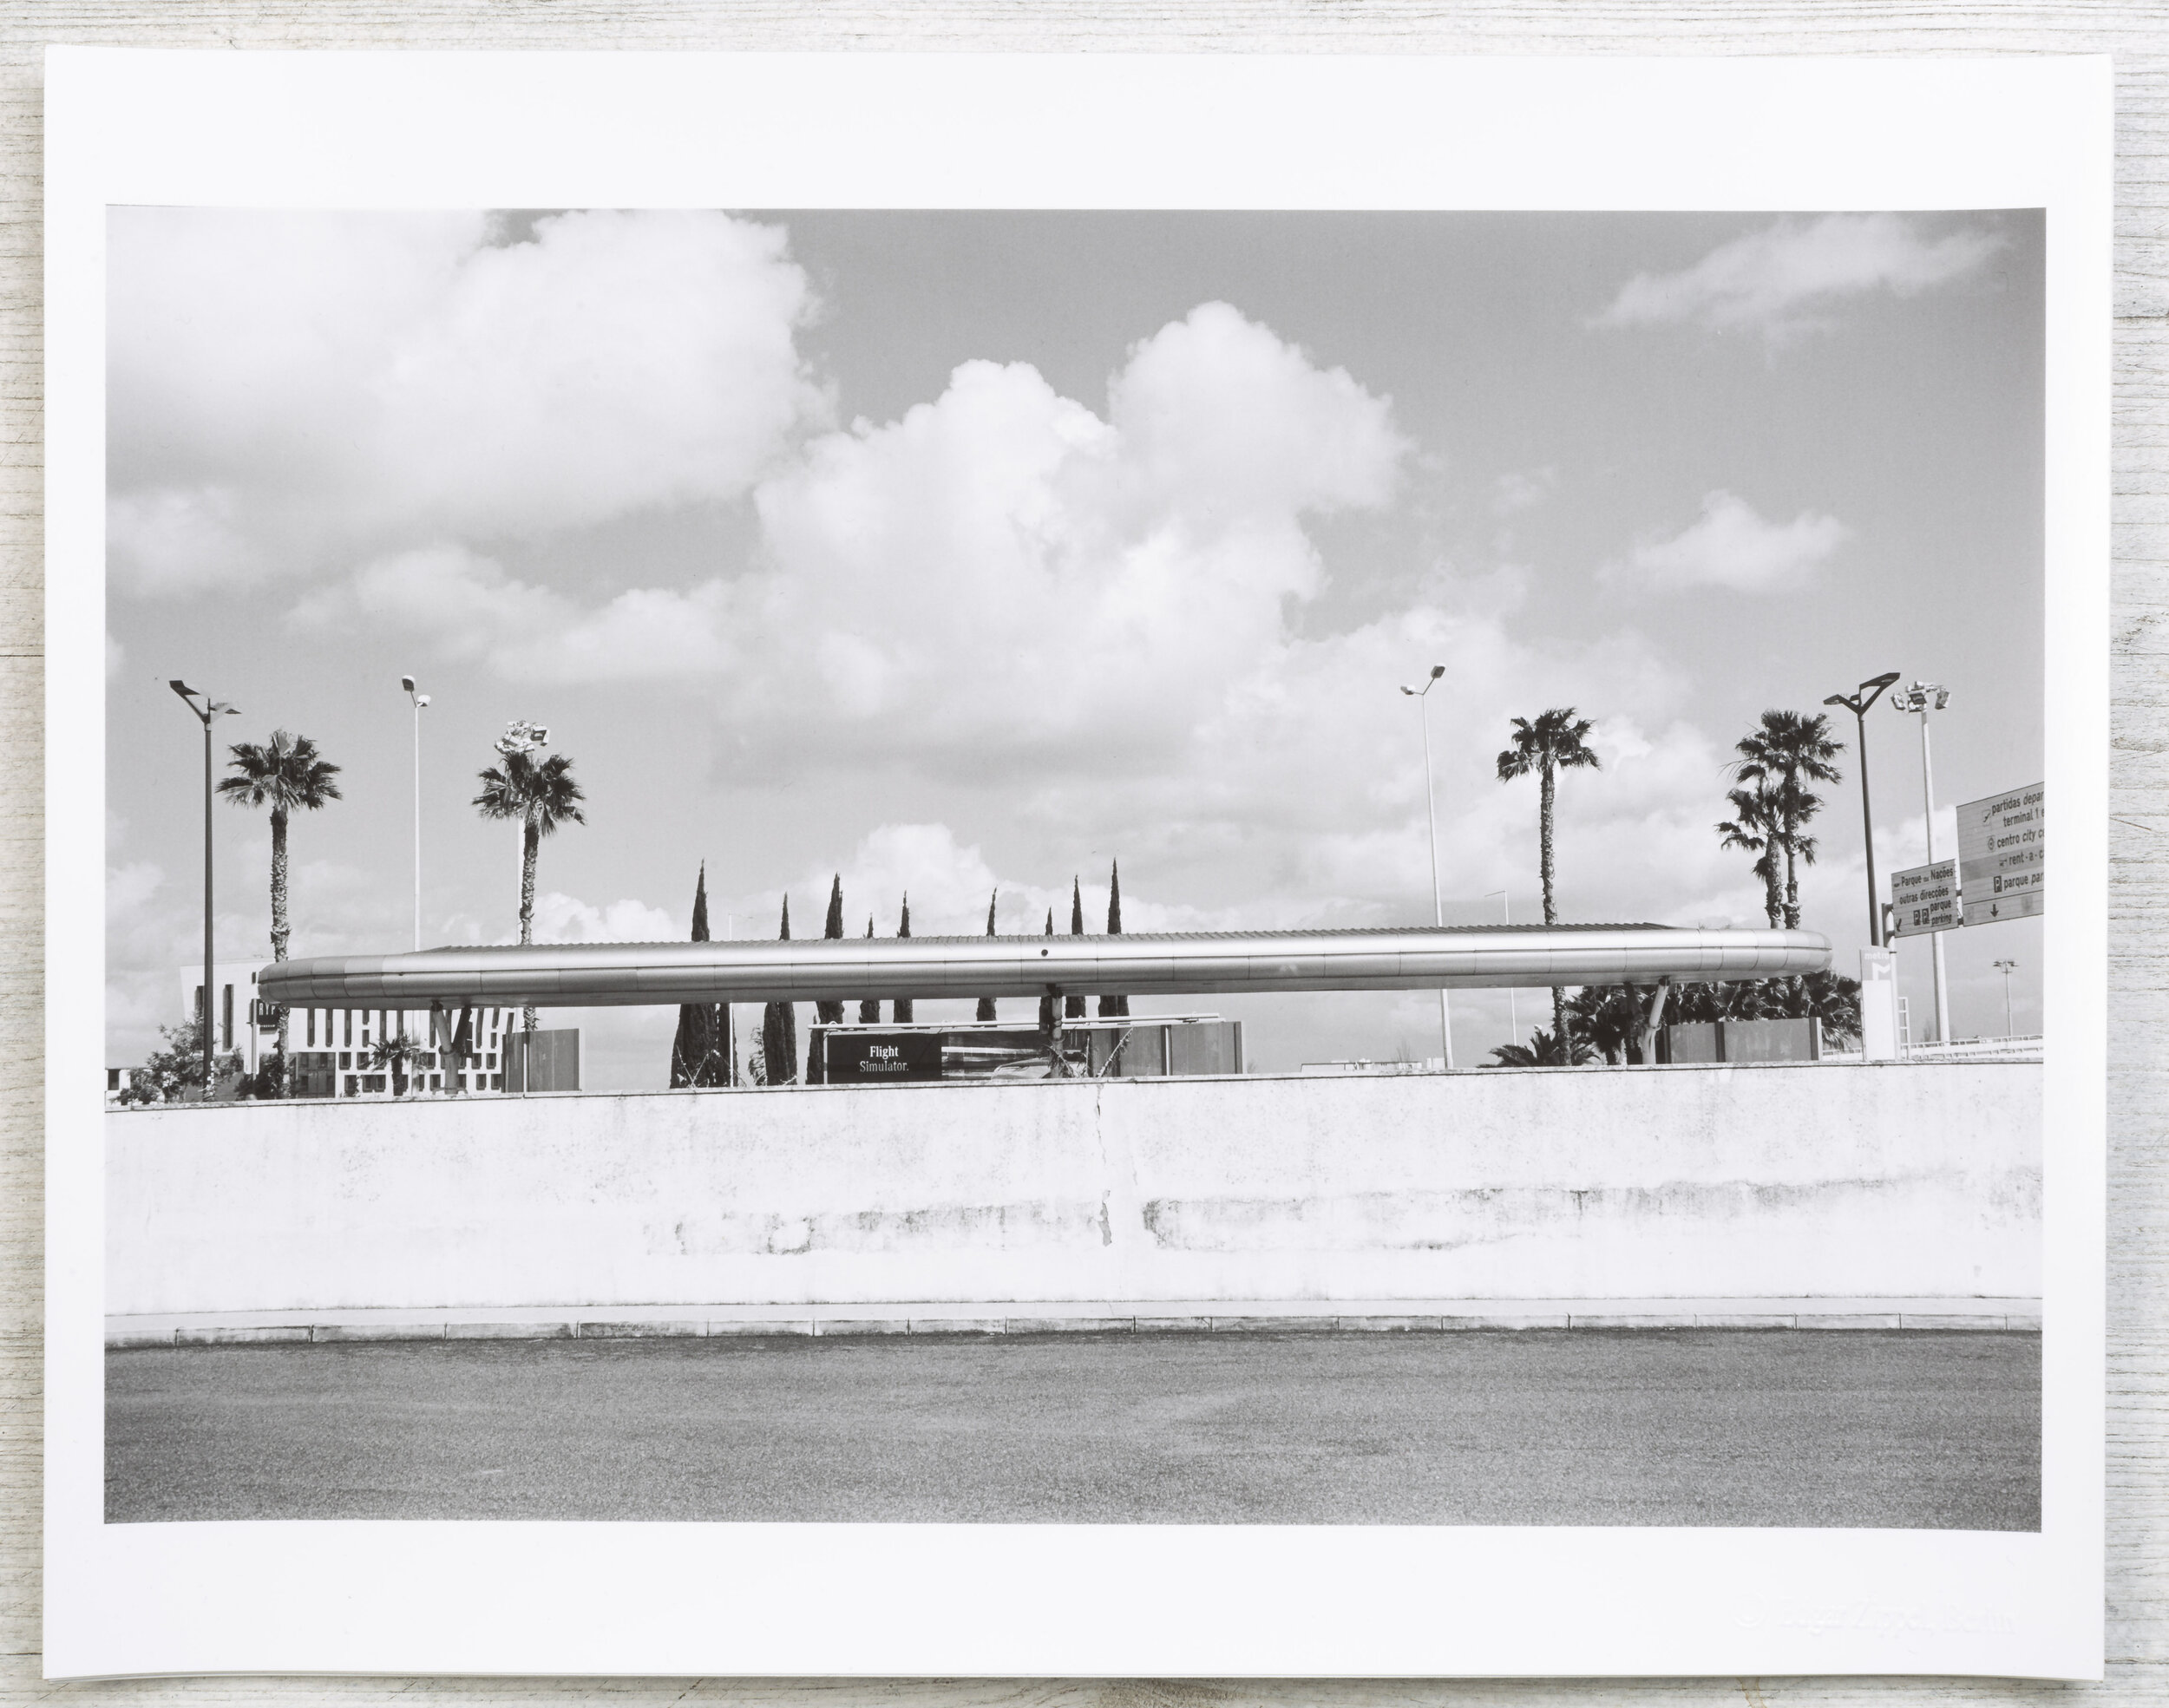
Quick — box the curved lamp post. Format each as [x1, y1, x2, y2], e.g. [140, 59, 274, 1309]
[1399, 664, 1454, 1070]
[400, 675, 430, 951]
[1822, 671, 1902, 946]
[169, 680, 239, 1094]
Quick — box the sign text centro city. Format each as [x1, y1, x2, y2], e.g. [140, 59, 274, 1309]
[1957, 782, 2045, 926]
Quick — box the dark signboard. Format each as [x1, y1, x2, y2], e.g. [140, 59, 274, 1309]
[817, 1020, 1242, 1083]
[822, 1030, 946, 1082]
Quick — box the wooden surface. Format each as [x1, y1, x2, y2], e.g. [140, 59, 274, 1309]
[2, 5, 2162, 1702]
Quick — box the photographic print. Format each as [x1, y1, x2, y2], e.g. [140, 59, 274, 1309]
[45, 51, 2107, 1680]
[100, 202, 2047, 1533]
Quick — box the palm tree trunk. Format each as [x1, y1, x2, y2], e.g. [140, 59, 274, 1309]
[520, 817, 539, 1036]
[1782, 824, 1800, 930]
[1540, 760, 1565, 1043]
[269, 807, 291, 1083]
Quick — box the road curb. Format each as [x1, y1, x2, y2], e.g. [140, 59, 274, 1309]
[108, 1303, 2044, 1349]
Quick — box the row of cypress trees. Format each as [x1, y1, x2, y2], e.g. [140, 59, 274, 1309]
[672, 861, 1130, 1088]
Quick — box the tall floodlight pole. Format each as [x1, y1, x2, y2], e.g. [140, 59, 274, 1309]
[1822, 671, 1902, 946]
[401, 676, 430, 951]
[1994, 959, 2017, 1036]
[1891, 681, 1953, 1043]
[1399, 664, 1454, 1070]
[169, 681, 239, 1094]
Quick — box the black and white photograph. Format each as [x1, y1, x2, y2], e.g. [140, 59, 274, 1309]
[43, 51, 2108, 1682]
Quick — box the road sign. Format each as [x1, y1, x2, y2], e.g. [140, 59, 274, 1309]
[1957, 782, 2044, 926]
[1890, 859, 1959, 938]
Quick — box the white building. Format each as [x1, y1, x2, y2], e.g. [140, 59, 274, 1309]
[179, 961, 525, 1098]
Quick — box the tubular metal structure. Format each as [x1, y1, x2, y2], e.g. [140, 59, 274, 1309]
[259, 923, 1832, 1011]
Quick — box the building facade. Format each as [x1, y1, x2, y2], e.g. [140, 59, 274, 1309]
[177, 962, 528, 1098]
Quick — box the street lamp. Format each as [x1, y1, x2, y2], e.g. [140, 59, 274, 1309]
[1484, 887, 1517, 1047]
[1823, 671, 1902, 947]
[401, 676, 430, 951]
[1399, 663, 1454, 1070]
[1994, 959, 2017, 1037]
[1890, 680, 1953, 1044]
[169, 680, 239, 1096]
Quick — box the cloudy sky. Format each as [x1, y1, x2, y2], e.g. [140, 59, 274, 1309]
[105, 208, 2044, 1083]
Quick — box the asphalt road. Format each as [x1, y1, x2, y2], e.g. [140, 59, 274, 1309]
[105, 1329, 2040, 1528]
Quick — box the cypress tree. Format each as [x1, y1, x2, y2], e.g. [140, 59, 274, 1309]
[761, 895, 797, 1085]
[1039, 907, 1056, 1034]
[976, 889, 999, 1024]
[816, 874, 846, 1028]
[1098, 857, 1129, 1018]
[893, 894, 914, 1024]
[1065, 876, 1087, 1018]
[858, 919, 881, 1024]
[671, 862, 726, 1087]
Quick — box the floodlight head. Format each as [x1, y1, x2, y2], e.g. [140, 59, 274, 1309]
[1822, 693, 1848, 710]
[401, 675, 415, 693]
[168, 679, 197, 699]
[1429, 664, 1445, 679]
[416, 694, 430, 709]
[1399, 685, 1417, 696]
[1934, 687, 1950, 710]
[1864, 671, 1902, 692]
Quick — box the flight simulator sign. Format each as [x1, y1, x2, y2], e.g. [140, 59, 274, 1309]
[1957, 782, 2045, 926]
[1890, 860, 1959, 938]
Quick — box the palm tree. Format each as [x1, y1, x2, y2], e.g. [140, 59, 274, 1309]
[1485, 1027, 1596, 1068]
[1732, 710, 1844, 930]
[218, 729, 342, 1083]
[1717, 782, 1786, 929]
[472, 746, 586, 1035]
[1495, 708, 1602, 1044]
[977, 891, 999, 1024]
[365, 1031, 424, 1097]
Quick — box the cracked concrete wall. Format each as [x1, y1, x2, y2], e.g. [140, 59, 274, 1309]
[105, 1063, 2041, 1315]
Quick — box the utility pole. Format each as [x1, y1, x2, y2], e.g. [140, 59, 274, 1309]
[169, 681, 239, 1095]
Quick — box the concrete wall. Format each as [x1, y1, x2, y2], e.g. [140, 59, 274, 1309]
[106, 1063, 2041, 1317]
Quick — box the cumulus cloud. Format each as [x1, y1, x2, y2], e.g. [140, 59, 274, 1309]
[1492, 468, 1555, 514]
[1599, 491, 1848, 594]
[108, 209, 825, 593]
[1590, 213, 2006, 337]
[288, 543, 738, 684]
[522, 893, 678, 945]
[328, 302, 1410, 741]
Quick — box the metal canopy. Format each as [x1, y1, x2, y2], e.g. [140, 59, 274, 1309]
[257, 923, 1832, 1011]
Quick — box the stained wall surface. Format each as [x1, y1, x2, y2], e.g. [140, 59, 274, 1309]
[106, 1063, 2041, 1316]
